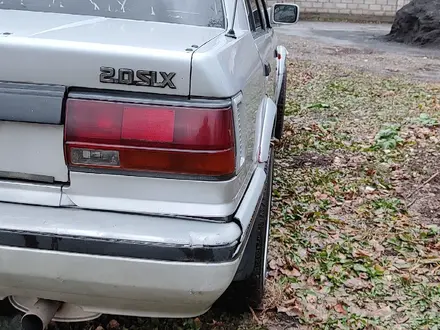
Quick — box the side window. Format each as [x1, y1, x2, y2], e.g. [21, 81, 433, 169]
[248, 0, 264, 31]
[245, 0, 256, 31]
[259, 0, 272, 29]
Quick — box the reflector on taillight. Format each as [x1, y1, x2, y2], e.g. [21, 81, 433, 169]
[65, 99, 235, 176]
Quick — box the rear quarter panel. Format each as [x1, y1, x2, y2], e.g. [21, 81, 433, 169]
[190, 31, 266, 189]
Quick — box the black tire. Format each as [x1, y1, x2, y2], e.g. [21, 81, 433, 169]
[274, 72, 287, 140]
[0, 297, 18, 316]
[222, 147, 274, 310]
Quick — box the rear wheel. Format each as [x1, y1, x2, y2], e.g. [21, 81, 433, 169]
[0, 298, 17, 316]
[226, 147, 274, 309]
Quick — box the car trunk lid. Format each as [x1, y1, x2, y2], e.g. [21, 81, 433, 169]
[0, 10, 224, 95]
[0, 10, 224, 207]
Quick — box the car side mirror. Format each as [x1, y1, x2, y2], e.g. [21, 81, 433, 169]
[271, 3, 300, 25]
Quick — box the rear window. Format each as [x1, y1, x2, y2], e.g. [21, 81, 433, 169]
[0, 0, 225, 28]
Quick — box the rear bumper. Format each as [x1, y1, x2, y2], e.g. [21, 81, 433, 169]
[0, 201, 243, 263]
[0, 168, 267, 318]
[0, 245, 240, 318]
[0, 203, 244, 318]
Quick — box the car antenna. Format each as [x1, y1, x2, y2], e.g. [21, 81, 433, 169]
[225, 0, 239, 39]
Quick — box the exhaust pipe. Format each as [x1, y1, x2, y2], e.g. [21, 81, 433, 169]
[21, 299, 63, 330]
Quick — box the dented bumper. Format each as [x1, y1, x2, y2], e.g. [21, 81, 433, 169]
[0, 202, 243, 317]
[0, 245, 241, 318]
[0, 167, 266, 318]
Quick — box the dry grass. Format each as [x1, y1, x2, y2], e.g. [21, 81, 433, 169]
[259, 60, 440, 330]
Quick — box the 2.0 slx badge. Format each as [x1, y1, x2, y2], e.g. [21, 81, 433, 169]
[99, 66, 177, 89]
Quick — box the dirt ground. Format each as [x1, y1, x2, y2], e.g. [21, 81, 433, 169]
[276, 21, 440, 229]
[1, 22, 439, 330]
[276, 21, 440, 82]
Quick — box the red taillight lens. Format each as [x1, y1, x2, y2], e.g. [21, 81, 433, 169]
[65, 99, 235, 176]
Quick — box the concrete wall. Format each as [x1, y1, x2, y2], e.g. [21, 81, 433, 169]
[268, 0, 411, 19]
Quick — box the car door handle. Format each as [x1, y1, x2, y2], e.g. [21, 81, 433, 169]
[264, 63, 271, 77]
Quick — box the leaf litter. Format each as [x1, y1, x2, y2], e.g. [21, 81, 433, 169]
[264, 60, 440, 330]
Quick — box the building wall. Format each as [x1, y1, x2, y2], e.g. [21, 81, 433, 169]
[268, 0, 411, 18]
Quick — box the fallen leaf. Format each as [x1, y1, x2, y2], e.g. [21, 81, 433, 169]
[353, 249, 372, 258]
[277, 305, 302, 317]
[374, 264, 385, 274]
[334, 303, 347, 315]
[269, 259, 278, 270]
[344, 277, 371, 290]
[305, 303, 328, 321]
[297, 247, 308, 259]
[348, 305, 368, 317]
[284, 298, 297, 306]
[306, 276, 316, 286]
[280, 267, 301, 277]
[370, 306, 393, 318]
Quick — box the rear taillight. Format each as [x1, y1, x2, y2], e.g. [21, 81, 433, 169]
[65, 99, 235, 176]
